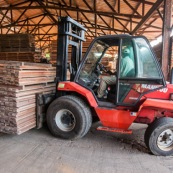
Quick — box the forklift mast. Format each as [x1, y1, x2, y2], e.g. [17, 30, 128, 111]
[56, 16, 87, 82]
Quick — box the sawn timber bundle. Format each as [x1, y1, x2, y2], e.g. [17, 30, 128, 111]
[0, 61, 56, 135]
[0, 34, 41, 63]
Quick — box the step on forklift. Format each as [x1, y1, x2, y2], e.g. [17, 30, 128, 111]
[39, 16, 173, 156]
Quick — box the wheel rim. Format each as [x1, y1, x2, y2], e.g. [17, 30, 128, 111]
[55, 109, 76, 132]
[157, 129, 173, 151]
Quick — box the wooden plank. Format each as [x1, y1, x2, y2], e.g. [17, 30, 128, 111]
[17, 116, 36, 126]
[18, 77, 55, 86]
[0, 107, 35, 118]
[0, 83, 55, 92]
[2, 98, 35, 108]
[17, 118, 36, 128]
[18, 71, 56, 78]
[0, 76, 55, 86]
[17, 121, 36, 135]
[0, 70, 56, 78]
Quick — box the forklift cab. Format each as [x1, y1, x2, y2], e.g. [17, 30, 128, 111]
[76, 35, 165, 106]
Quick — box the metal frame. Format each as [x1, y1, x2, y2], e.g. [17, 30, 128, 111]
[0, 0, 165, 45]
[56, 16, 86, 84]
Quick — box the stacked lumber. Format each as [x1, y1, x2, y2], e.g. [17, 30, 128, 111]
[50, 39, 92, 64]
[0, 61, 56, 134]
[0, 34, 35, 52]
[171, 37, 173, 68]
[83, 39, 93, 55]
[0, 52, 35, 62]
[0, 52, 43, 63]
[0, 34, 37, 63]
[50, 40, 57, 64]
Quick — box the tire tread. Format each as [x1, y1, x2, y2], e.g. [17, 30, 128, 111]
[144, 117, 173, 156]
[46, 95, 92, 139]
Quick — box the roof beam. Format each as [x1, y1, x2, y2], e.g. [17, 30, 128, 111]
[130, 0, 155, 5]
[17, 20, 27, 33]
[102, 0, 130, 32]
[61, 0, 105, 37]
[82, 0, 93, 11]
[12, 0, 32, 7]
[103, 0, 116, 12]
[139, 17, 158, 32]
[17, 13, 47, 23]
[157, 9, 163, 21]
[1, 11, 140, 28]
[123, 0, 141, 16]
[3, 0, 49, 37]
[48, 12, 139, 25]
[0, 5, 142, 18]
[131, 0, 164, 35]
[0, 10, 9, 25]
[36, 0, 58, 24]
[0, 21, 127, 33]
[125, 0, 141, 32]
[13, 1, 34, 24]
[62, 0, 100, 37]
[62, 0, 96, 37]
[30, 15, 46, 34]
[40, 25, 54, 41]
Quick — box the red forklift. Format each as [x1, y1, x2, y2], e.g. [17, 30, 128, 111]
[40, 17, 173, 156]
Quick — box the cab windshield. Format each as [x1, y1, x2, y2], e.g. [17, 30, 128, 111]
[79, 41, 107, 78]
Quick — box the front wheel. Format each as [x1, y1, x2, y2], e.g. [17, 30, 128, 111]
[144, 117, 173, 156]
[46, 95, 92, 140]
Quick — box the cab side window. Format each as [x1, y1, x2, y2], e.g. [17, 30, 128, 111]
[134, 38, 160, 78]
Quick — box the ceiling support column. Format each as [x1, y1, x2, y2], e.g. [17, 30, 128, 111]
[161, 0, 172, 80]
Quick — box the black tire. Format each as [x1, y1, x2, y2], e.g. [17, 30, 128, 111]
[144, 117, 173, 156]
[46, 95, 92, 139]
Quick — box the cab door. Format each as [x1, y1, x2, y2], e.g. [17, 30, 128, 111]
[116, 37, 166, 106]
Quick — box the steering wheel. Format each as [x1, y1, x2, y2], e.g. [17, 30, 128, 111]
[98, 63, 108, 73]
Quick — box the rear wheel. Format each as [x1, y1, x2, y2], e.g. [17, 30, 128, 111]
[144, 117, 173, 156]
[46, 95, 92, 139]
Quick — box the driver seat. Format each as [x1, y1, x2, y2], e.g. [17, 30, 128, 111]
[107, 84, 116, 102]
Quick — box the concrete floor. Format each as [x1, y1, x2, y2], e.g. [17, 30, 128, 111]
[0, 123, 173, 173]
